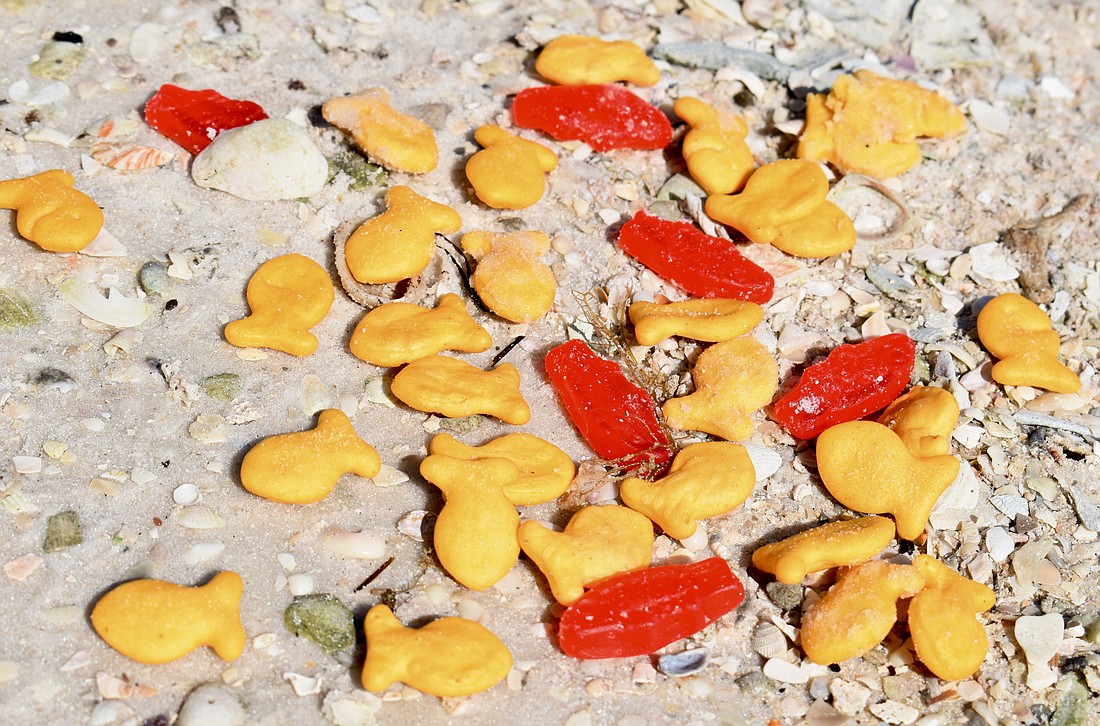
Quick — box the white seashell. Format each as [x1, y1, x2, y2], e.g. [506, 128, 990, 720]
[752, 620, 789, 658]
[103, 328, 142, 357]
[96, 671, 134, 699]
[322, 528, 386, 559]
[178, 683, 246, 726]
[397, 510, 429, 541]
[173, 483, 200, 506]
[185, 542, 226, 566]
[79, 228, 129, 257]
[678, 523, 709, 551]
[585, 479, 618, 504]
[741, 443, 782, 481]
[860, 311, 892, 339]
[301, 374, 333, 416]
[8, 79, 70, 106]
[803, 280, 838, 297]
[59, 279, 152, 328]
[3, 553, 43, 581]
[457, 598, 487, 622]
[284, 672, 323, 697]
[968, 242, 1019, 282]
[88, 700, 136, 726]
[12, 456, 41, 474]
[777, 325, 821, 362]
[762, 657, 807, 684]
[60, 649, 91, 671]
[177, 505, 225, 530]
[371, 464, 409, 487]
[287, 574, 314, 596]
[361, 377, 396, 408]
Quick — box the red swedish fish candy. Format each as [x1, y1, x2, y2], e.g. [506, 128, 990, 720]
[145, 84, 268, 155]
[512, 84, 672, 152]
[544, 339, 672, 474]
[618, 210, 774, 304]
[558, 558, 746, 659]
[772, 332, 916, 440]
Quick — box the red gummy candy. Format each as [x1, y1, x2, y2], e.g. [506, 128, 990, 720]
[772, 332, 916, 440]
[512, 84, 672, 152]
[145, 84, 268, 155]
[544, 339, 672, 474]
[618, 210, 775, 304]
[558, 558, 746, 659]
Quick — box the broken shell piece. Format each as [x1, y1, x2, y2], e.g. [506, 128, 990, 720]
[1014, 613, 1063, 690]
[322, 528, 386, 559]
[59, 279, 152, 328]
[398, 510, 430, 541]
[177, 683, 246, 726]
[657, 648, 710, 677]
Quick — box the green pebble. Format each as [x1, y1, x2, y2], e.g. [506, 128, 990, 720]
[439, 414, 490, 435]
[1051, 674, 1089, 726]
[764, 581, 803, 611]
[328, 152, 386, 191]
[202, 373, 242, 402]
[43, 511, 82, 553]
[29, 41, 84, 80]
[284, 594, 355, 653]
[656, 173, 705, 202]
[139, 261, 172, 297]
[0, 287, 42, 330]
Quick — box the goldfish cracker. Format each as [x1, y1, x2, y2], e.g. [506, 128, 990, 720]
[390, 355, 530, 424]
[224, 254, 334, 357]
[662, 337, 777, 441]
[240, 409, 381, 504]
[908, 554, 995, 681]
[800, 560, 925, 664]
[421, 454, 521, 590]
[322, 88, 438, 173]
[674, 97, 755, 195]
[705, 160, 856, 258]
[344, 186, 462, 284]
[797, 70, 967, 179]
[628, 298, 763, 345]
[976, 292, 1080, 393]
[535, 35, 659, 87]
[0, 169, 104, 252]
[621, 442, 755, 539]
[462, 230, 556, 323]
[349, 293, 492, 367]
[751, 516, 896, 585]
[429, 432, 574, 505]
[466, 126, 557, 210]
[816, 421, 960, 541]
[90, 571, 246, 664]
[877, 385, 959, 458]
[362, 604, 511, 696]
[518, 505, 653, 605]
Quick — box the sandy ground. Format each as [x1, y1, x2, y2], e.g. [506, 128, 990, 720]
[0, 1, 1098, 724]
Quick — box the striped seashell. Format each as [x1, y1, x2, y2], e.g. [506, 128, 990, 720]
[91, 142, 174, 170]
[751, 619, 789, 658]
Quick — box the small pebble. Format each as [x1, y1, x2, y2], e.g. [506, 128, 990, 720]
[173, 483, 200, 506]
[657, 648, 709, 677]
[177, 683, 246, 726]
[43, 511, 82, 553]
[830, 679, 871, 715]
[284, 594, 355, 653]
[869, 699, 919, 724]
[192, 118, 328, 201]
[287, 573, 314, 596]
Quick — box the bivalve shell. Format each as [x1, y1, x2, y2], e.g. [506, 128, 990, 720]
[751, 619, 789, 658]
[177, 505, 225, 530]
[741, 443, 782, 481]
[178, 683, 246, 726]
[657, 648, 710, 677]
[322, 528, 386, 559]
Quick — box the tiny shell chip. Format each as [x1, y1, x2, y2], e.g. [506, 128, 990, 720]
[322, 88, 438, 174]
[192, 118, 328, 201]
[177, 683, 246, 726]
[656, 648, 709, 677]
[362, 605, 512, 697]
[90, 572, 247, 664]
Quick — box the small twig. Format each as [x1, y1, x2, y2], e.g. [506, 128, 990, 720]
[492, 335, 525, 365]
[438, 235, 491, 314]
[354, 556, 395, 592]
